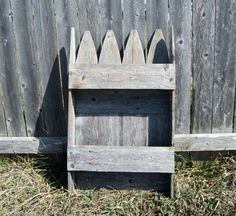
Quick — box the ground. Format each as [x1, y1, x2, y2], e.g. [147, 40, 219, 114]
[0, 154, 235, 216]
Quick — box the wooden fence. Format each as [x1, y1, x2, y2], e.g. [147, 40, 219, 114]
[0, 0, 235, 150]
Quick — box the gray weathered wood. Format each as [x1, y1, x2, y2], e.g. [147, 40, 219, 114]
[99, 0, 123, 50]
[192, 0, 215, 133]
[169, 0, 192, 134]
[0, 137, 66, 154]
[212, 0, 236, 133]
[234, 96, 236, 133]
[76, 31, 98, 64]
[0, 87, 7, 136]
[68, 145, 174, 173]
[123, 0, 146, 50]
[146, 0, 170, 58]
[147, 29, 169, 64]
[69, 64, 175, 90]
[175, 133, 236, 152]
[77, 0, 101, 51]
[0, 1, 26, 136]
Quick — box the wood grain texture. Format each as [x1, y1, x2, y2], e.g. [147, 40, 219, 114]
[175, 133, 236, 152]
[76, 31, 98, 64]
[192, 0, 215, 133]
[212, 0, 236, 133]
[0, 88, 7, 136]
[146, 0, 170, 58]
[123, 30, 145, 64]
[0, 1, 26, 136]
[68, 145, 174, 173]
[169, 0, 192, 134]
[147, 29, 169, 64]
[123, 0, 146, 49]
[0, 137, 66, 154]
[69, 64, 175, 90]
[99, 0, 123, 50]
[77, 0, 101, 51]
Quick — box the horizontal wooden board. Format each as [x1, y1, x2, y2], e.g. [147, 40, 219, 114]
[68, 145, 174, 173]
[69, 64, 175, 90]
[75, 90, 170, 114]
[0, 137, 66, 154]
[174, 133, 236, 152]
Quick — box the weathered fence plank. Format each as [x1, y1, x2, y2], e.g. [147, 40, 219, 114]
[192, 0, 216, 133]
[0, 88, 7, 136]
[99, 0, 123, 51]
[123, 0, 146, 50]
[212, 0, 236, 133]
[170, 0, 192, 134]
[0, 1, 26, 136]
[77, 0, 101, 52]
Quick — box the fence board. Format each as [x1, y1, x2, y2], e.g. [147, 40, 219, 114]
[0, 88, 7, 136]
[170, 0, 192, 134]
[0, 1, 26, 136]
[146, 0, 169, 58]
[123, 0, 146, 51]
[212, 0, 236, 133]
[77, 0, 101, 52]
[192, 0, 215, 133]
[99, 0, 123, 50]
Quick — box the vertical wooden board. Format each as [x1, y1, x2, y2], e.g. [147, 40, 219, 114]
[32, 1, 66, 136]
[123, 0, 146, 50]
[146, 29, 169, 63]
[54, 0, 80, 125]
[212, 0, 236, 133]
[77, 0, 101, 52]
[146, 0, 170, 57]
[11, 0, 45, 136]
[99, 0, 123, 50]
[192, 0, 215, 133]
[0, 1, 26, 136]
[0, 87, 7, 136]
[169, 0, 192, 134]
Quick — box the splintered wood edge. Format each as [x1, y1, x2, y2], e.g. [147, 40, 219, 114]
[67, 145, 174, 173]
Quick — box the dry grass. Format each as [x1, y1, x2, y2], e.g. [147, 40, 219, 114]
[0, 155, 235, 216]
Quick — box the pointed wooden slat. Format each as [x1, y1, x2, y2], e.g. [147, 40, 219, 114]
[123, 30, 145, 64]
[99, 30, 121, 64]
[146, 29, 169, 64]
[76, 31, 98, 64]
[69, 27, 76, 65]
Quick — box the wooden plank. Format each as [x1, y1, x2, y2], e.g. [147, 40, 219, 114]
[75, 90, 170, 114]
[0, 1, 26, 136]
[11, 0, 45, 136]
[99, 30, 121, 64]
[68, 145, 174, 173]
[147, 29, 169, 63]
[0, 137, 66, 154]
[175, 133, 236, 152]
[234, 96, 236, 133]
[192, 0, 215, 133]
[77, 0, 101, 52]
[212, 0, 236, 133]
[76, 31, 98, 64]
[123, 30, 145, 64]
[0, 87, 7, 136]
[99, 0, 123, 50]
[146, 0, 170, 58]
[169, 0, 192, 134]
[69, 64, 175, 90]
[123, 0, 146, 49]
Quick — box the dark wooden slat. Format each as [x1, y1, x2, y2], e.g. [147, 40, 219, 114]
[212, 0, 236, 133]
[69, 64, 175, 90]
[146, 0, 169, 58]
[77, 0, 101, 52]
[169, 0, 192, 134]
[32, 1, 66, 136]
[123, 0, 146, 49]
[192, 0, 215, 133]
[99, 0, 123, 50]
[0, 1, 26, 136]
[68, 145, 174, 173]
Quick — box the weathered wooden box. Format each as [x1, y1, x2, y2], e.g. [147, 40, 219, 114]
[67, 28, 175, 196]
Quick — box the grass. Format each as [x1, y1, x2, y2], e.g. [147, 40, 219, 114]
[0, 155, 235, 215]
